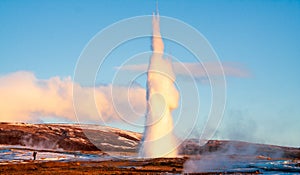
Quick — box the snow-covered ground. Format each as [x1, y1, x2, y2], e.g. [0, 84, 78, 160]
[78, 124, 142, 141]
[249, 160, 300, 173]
[0, 145, 109, 164]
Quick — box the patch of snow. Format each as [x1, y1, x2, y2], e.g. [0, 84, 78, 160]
[7, 123, 36, 127]
[100, 143, 133, 149]
[78, 124, 141, 140]
[113, 130, 141, 141]
[0, 144, 64, 152]
[118, 136, 138, 146]
[0, 146, 110, 163]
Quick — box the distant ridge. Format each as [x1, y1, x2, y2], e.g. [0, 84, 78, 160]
[0, 123, 299, 159]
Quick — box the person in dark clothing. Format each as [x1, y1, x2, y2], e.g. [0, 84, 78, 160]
[62, 130, 68, 138]
[33, 151, 37, 160]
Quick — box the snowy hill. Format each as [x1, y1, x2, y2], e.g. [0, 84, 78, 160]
[0, 122, 142, 153]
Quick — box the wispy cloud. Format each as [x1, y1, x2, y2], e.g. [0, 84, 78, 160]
[116, 61, 250, 79]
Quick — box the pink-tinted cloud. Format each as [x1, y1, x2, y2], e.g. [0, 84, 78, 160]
[0, 71, 146, 123]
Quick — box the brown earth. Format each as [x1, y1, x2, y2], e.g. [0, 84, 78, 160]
[0, 158, 186, 175]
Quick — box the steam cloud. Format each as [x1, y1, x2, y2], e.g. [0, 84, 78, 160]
[139, 13, 179, 158]
[0, 71, 146, 123]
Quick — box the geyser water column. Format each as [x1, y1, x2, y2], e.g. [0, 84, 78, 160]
[139, 13, 179, 158]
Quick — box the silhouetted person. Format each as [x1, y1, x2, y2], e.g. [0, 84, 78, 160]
[62, 130, 68, 138]
[33, 151, 37, 160]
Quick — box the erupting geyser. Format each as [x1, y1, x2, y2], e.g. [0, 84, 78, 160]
[139, 12, 179, 158]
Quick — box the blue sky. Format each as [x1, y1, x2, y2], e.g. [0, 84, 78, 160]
[0, 0, 300, 147]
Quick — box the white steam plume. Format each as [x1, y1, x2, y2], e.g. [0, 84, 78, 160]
[0, 71, 146, 123]
[139, 13, 179, 158]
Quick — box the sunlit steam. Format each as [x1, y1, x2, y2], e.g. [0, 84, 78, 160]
[139, 12, 179, 158]
[0, 71, 146, 123]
